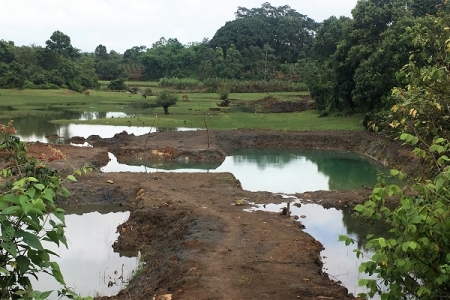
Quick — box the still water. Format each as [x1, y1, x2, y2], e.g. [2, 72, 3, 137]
[1, 114, 196, 144]
[102, 148, 389, 297]
[33, 210, 139, 299]
[246, 198, 386, 297]
[103, 148, 390, 193]
[4, 116, 388, 297]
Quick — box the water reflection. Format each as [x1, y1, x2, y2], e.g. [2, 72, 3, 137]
[78, 112, 129, 120]
[33, 211, 139, 299]
[245, 199, 380, 297]
[1, 114, 199, 144]
[103, 149, 390, 193]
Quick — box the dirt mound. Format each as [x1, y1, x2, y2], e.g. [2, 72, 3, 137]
[251, 95, 315, 113]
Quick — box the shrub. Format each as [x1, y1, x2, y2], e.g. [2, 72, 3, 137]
[108, 78, 127, 91]
[156, 90, 178, 114]
[218, 85, 230, 100]
[0, 120, 92, 299]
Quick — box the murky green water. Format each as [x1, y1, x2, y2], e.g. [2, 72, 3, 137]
[104, 148, 394, 193]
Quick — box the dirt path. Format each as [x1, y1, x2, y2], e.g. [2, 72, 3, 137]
[16, 129, 420, 299]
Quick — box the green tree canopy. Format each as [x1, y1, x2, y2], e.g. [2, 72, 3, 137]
[156, 90, 178, 114]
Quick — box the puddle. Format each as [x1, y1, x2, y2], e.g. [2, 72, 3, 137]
[78, 112, 129, 120]
[32, 210, 139, 299]
[245, 197, 382, 297]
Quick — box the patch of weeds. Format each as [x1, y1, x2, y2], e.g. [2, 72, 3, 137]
[238, 275, 251, 285]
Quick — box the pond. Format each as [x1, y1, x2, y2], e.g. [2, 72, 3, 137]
[103, 148, 392, 193]
[6, 116, 389, 298]
[1, 113, 197, 144]
[32, 208, 140, 299]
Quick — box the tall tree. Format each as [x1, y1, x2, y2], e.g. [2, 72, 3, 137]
[210, 3, 317, 64]
[45, 30, 79, 59]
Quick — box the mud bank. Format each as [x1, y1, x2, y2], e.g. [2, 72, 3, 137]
[15, 129, 420, 299]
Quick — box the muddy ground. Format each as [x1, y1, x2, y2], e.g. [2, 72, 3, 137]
[19, 130, 420, 300]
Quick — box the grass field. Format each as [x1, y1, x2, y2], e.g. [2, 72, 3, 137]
[0, 88, 365, 131]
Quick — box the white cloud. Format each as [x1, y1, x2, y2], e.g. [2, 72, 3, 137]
[0, 0, 357, 53]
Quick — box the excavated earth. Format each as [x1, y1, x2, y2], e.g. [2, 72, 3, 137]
[21, 129, 421, 300]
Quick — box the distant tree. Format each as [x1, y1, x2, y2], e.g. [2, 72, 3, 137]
[141, 38, 195, 80]
[0, 40, 16, 64]
[311, 16, 352, 62]
[410, 0, 447, 16]
[45, 30, 79, 59]
[210, 3, 317, 64]
[190, 41, 217, 79]
[224, 44, 243, 78]
[94, 44, 109, 60]
[156, 90, 178, 114]
[123, 45, 146, 63]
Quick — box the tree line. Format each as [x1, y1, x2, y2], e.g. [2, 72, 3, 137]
[0, 1, 446, 111]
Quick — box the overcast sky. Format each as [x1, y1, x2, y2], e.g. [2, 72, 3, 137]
[1, 0, 358, 53]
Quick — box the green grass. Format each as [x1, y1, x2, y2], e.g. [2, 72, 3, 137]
[0, 88, 365, 131]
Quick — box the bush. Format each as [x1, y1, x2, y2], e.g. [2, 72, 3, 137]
[156, 90, 178, 114]
[0, 120, 92, 299]
[144, 87, 152, 95]
[108, 78, 127, 91]
[218, 85, 230, 100]
[158, 77, 307, 93]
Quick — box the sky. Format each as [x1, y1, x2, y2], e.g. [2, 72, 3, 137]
[1, 0, 358, 53]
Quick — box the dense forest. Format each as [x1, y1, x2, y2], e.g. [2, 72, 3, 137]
[0, 1, 447, 115]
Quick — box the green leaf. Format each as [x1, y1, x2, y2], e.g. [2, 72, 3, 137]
[0, 267, 9, 276]
[2, 225, 15, 240]
[53, 211, 65, 224]
[402, 242, 409, 252]
[338, 235, 354, 246]
[27, 177, 39, 182]
[45, 230, 60, 246]
[33, 183, 46, 191]
[354, 204, 364, 212]
[2, 205, 21, 215]
[378, 238, 387, 248]
[16, 255, 30, 275]
[358, 278, 369, 286]
[27, 186, 36, 198]
[1, 241, 17, 257]
[435, 138, 446, 144]
[15, 230, 44, 250]
[67, 174, 77, 182]
[42, 189, 55, 201]
[21, 203, 34, 215]
[61, 187, 71, 198]
[397, 259, 406, 267]
[51, 262, 65, 285]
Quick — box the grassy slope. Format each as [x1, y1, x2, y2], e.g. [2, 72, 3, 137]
[0, 89, 364, 131]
